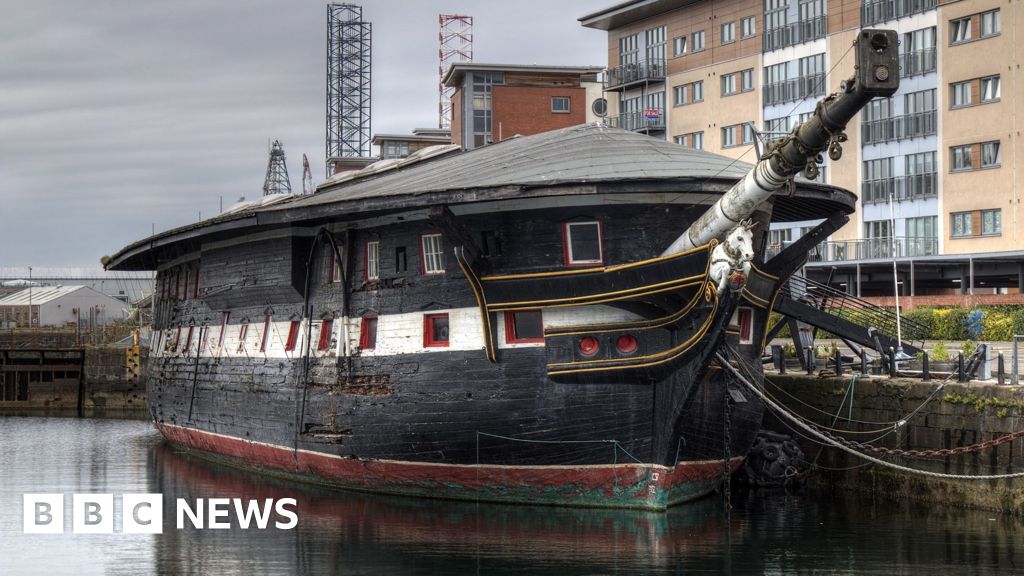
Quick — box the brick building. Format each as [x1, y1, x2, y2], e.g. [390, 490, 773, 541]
[442, 63, 607, 150]
[580, 0, 1024, 302]
[372, 128, 452, 160]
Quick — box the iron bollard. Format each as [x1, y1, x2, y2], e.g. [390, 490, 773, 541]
[834, 349, 842, 376]
[922, 351, 930, 382]
[806, 347, 814, 375]
[998, 353, 1005, 385]
[888, 347, 897, 377]
[771, 345, 783, 371]
[957, 352, 967, 383]
[860, 353, 868, 375]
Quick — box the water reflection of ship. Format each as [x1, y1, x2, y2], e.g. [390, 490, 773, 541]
[151, 441, 744, 574]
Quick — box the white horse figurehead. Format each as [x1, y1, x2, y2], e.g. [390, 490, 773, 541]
[711, 220, 757, 294]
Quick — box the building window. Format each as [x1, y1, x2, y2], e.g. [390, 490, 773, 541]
[950, 81, 971, 108]
[692, 30, 705, 52]
[470, 72, 504, 148]
[358, 317, 377, 350]
[765, 116, 789, 134]
[741, 69, 754, 92]
[645, 26, 666, 62]
[981, 10, 1000, 37]
[721, 22, 736, 45]
[423, 313, 450, 348]
[982, 209, 1002, 235]
[592, 98, 607, 117]
[504, 310, 544, 344]
[318, 319, 334, 351]
[722, 125, 736, 148]
[325, 246, 343, 283]
[619, 33, 639, 66]
[721, 73, 738, 96]
[951, 212, 973, 237]
[382, 140, 410, 159]
[950, 144, 973, 171]
[551, 96, 571, 113]
[365, 240, 379, 281]
[981, 141, 1000, 167]
[950, 17, 971, 44]
[674, 131, 704, 150]
[563, 221, 603, 265]
[420, 233, 445, 274]
[981, 75, 1000, 102]
[674, 81, 702, 106]
[260, 314, 272, 353]
[395, 246, 407, 273]
[740, 16, 756, 39]
[673, 36, 687, 56]
[284, 320, 300, 352]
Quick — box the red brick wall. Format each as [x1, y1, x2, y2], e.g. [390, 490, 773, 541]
[450, 89, 463, 147]
[491, 86, 586, 142]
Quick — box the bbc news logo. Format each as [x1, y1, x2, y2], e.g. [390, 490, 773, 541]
[23, 494, 298, 534]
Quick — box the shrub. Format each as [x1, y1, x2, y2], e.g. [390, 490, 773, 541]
[930, 341, 952, 362]
[981, 310, 1015, 341]
[931, 307, 968, 340]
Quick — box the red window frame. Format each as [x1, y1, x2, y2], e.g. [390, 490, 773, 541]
[284, 320, 301, 352]
[260, 314, 272, 352]
[562, 221, 604, 266]
[423, 313, 450, 348]
[504, 310, 545, 344]
[184, 325, 194, 353]
[217, 312, 229, 350]
[359, 316, 378, 350]
[737, 307, 754, 345]
[364, 240, 380, 281]
[237, 323, 249, 353]
[317, 319, 334, 352]
[173, 324, 182, 351]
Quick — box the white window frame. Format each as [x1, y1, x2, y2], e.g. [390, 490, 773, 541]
[563, 221, 604, 265]
[421, 233, 445, 275]
[366, 240, 380, 281]
[551, 96, 571, 113]
[692, 30, 705, 52]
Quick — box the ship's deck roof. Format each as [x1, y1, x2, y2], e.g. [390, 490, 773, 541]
[105, 123, 856, 271]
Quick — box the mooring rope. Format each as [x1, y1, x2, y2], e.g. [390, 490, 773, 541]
[716, 351, 1024, 481]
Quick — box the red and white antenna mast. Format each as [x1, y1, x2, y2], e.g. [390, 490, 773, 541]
[438, 14, 473, 130]
[302, 153, 313, 195]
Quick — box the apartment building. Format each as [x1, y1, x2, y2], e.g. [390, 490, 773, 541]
[442, 63, 606, 150]
[581, 0, 1024, 302]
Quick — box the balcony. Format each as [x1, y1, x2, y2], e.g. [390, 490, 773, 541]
[762, 16, 827, 52]
[605, 108, 666, 132]
[861, 110, 936, 145]
[767, 237, 939, 262]
[862, 0, 936, 26]
[900, 47, 936, 78]
[762, 74, 825, 106]
[605, 59, 666, 91]
[861, 173, 938, 204]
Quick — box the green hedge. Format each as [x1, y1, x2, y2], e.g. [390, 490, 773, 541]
[900, 306, 1024, 341]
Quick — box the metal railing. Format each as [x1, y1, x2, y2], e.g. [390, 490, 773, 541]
[900, 47, 936, 78]
[861, 173, 938, 204]
[781, 274, 931, 344]
[806, 237, 939, 261]
[861, 110, 936, 145]
[762, 73, 825, 106]
[605, 59, 666, 90]
[762, 16, 827, 51]
[861, 0, 936, 26]
[605, 109, 666, 132]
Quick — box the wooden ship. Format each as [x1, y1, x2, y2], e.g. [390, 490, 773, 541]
[105, 31, 900, 510]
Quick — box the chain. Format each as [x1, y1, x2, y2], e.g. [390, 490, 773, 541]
[826, 427, 1024, 459]
[723, 379, 733, 511]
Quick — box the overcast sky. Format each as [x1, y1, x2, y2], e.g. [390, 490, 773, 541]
[0, 0, 609, 266]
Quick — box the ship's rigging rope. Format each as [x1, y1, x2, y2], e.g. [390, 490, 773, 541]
[716, 349, 1024, 481]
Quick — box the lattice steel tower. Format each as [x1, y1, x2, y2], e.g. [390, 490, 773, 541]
[326, 4, 372, 172]
[263, 140, 292, 196]
[438, 14, 473, 130]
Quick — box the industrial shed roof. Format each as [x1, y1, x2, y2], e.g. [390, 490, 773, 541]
[0, 285, 101, 306]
